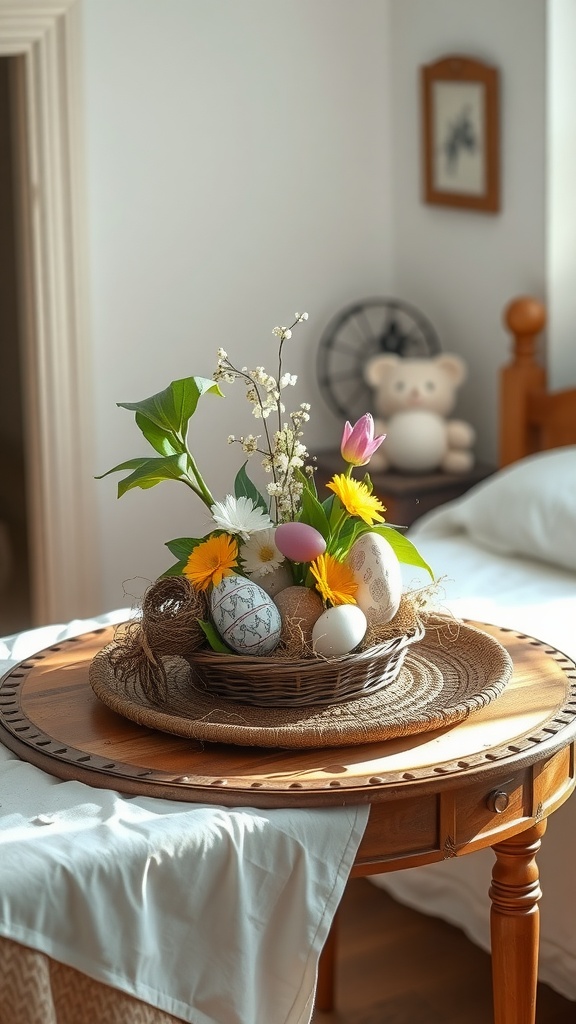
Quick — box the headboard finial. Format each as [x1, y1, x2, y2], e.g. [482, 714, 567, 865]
[499, 296, 546, 467]
[504, 297, 546, 363]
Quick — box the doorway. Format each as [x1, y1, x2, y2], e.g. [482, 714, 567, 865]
[0, 57, 31, 633]
[0, 1, 100, 630]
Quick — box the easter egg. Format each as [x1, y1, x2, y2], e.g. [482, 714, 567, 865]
[275, 585, 324, 644]
[345, 532, 402, 625]
[210, 576, 281, 655]
[275, 522, 326, 563]
[312, 604, 367, 658]
[255, 563, 293, 599]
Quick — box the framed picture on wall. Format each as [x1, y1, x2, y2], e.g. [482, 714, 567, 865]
[421, 55, 500, 213]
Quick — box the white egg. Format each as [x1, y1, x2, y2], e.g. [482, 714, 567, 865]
[210, 576, 281, 655]
[312, 605, 367, 658]
[346, 532, 402, 625]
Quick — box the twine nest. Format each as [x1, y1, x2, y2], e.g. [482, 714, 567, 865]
[109, 575, 439, 709]
[110, 576, 207, 703]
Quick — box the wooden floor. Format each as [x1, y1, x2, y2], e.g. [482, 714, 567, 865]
[312, 878, 575, 1024]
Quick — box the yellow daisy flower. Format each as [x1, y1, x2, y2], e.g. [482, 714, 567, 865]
[184, 534, 238, 591]
[310, 553, 358, 606]
[327, 473, 386, 525]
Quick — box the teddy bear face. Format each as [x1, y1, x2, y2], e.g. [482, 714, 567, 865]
[364, 353, 467, 419]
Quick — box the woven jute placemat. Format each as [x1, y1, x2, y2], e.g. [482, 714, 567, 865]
[89, 619, 513, 749]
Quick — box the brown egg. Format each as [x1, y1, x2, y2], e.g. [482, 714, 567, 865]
[275, 586, 324, 644]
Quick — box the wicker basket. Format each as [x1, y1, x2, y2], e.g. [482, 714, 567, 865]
[187, 625, 424, 707]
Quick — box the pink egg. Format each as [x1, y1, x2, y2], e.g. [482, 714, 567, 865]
[275, 522, 326, 562]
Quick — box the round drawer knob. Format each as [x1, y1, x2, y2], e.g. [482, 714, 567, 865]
[487, 790, 509, 813]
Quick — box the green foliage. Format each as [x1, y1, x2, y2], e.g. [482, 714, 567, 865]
[234, 463, 269, 514]
[98, 377, 223, 506]
[370, 525, 434, 579]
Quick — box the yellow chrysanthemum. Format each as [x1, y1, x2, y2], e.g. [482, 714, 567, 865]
[184, 534, 238, 591]
[326, 473, 386, 525]
[310, 553, 358, 606]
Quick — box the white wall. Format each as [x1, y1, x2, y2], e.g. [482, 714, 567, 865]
[82, 0, 394, 613]
[82, 0, 566, 616]
[389, 0, 547, 463]
[547, 0, 576, 390]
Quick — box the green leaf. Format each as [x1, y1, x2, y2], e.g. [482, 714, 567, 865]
[321, 494, 335, 519]
[164, 537, 203, 560]
[198, 619, 235, 654]
[96, 458, 153, 481]
[294, 466, 318, 501]
[298, 486, 331, 539]
[371, 525, 434, 579]
[119, 377, 223, 445]
[101, 453, 191, 497]
[328, 494, 344, 530]
[134, 412, 182, 457]
[329, 518, 365, 559]
[160, 560, 188, 577]
[234, 463, 269, 514]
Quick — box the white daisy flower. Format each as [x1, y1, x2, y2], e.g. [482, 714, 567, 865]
[240, 528, 285, 577]
[211, 495, 273, 541]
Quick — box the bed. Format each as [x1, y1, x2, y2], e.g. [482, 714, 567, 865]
[370, 294, 576, 1002]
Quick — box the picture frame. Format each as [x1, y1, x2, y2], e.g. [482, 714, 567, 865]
[421, 55, 500, 213]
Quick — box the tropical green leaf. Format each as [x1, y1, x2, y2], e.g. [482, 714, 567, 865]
[101, 453, 191, 498]
[299, 486, 331, 539]
[234, 463, 269, 514]
[119, 377, 223, 443]
[134, 412, 182, 456]
[96, 457, 153, 481]
[198, 619, 235, 654]
[371, 525, 434, 579]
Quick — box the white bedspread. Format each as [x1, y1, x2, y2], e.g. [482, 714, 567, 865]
[0, 611, 369, 1024]
[375, 509, 576, 1002]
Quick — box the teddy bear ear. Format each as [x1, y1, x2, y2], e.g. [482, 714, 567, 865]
[433, 353, 467, 386]
[364, 353, 401, 387]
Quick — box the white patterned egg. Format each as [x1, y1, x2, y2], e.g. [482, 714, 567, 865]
[210, 576, 281, 655]
[312, 605, 367, 657]
[345, 532, 402, 625]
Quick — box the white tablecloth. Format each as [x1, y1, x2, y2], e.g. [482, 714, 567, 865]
[0, 611, 369, 1024]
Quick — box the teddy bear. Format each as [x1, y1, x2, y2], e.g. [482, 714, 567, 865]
[363, 352, 475, 474]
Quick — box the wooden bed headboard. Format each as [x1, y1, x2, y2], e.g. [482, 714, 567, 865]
[500, 296, 576, 466]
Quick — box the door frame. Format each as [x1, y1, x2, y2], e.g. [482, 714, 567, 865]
[0, 0, 98, 625]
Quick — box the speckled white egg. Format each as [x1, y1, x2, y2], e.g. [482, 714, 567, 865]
[345, 532, 402, 625]
[312, 605, 367, 658]
[210, 576, 281, 655]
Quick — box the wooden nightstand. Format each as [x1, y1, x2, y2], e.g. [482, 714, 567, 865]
[312, 450, 494, 528]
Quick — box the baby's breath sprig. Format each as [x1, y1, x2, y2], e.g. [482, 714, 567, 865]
[214, 312, 310, 521]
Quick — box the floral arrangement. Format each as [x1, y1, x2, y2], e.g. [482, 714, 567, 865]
[100, 312, 433, 664]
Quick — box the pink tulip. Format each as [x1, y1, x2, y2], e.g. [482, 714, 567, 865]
[340, 413, 386, 466]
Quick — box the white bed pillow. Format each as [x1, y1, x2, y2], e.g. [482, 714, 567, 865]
[421, 446, 576, 571]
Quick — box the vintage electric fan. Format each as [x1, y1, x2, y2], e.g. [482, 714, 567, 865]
[316, 297, 441, 422]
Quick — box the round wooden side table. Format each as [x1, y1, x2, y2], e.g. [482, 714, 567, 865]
[0, 620, 574, 1024]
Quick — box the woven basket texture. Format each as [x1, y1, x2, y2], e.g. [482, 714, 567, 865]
[188, 626, 424, 707]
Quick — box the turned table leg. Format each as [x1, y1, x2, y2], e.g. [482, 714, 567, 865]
[489, 820, 547, 1024]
